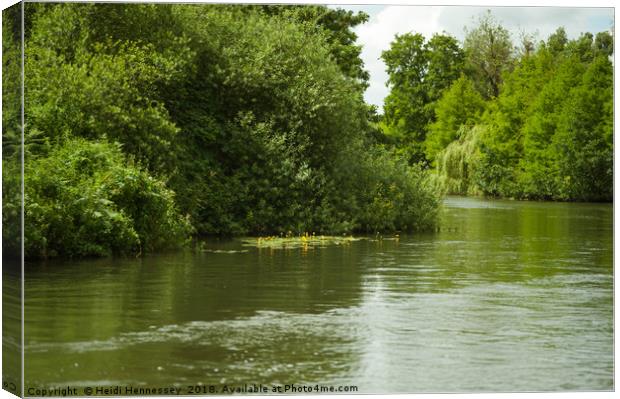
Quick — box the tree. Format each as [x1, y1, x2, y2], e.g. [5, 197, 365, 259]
[518, 50, 585, 199]
[463, 26, 613, 202]
[381, 33, 429, 163]
[547, 27, 568, 55]
[594, 31, 613, 57]
[464, 11, 514, 98]
[23, 138, 191, 258]
[25, 3, 193, 174]
[554, 55, 613, 201]
[13, 3, 441, 259]
[381, 32, 464, 164]
[426, 34, 465, 98]
[425, 75, 485, 163]
[263, 5, 370, 87]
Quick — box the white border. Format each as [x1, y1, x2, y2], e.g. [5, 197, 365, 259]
[0, 2, 616, 399]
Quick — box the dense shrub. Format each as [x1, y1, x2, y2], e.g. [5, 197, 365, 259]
[356, 148, 440, 232]
[1, 4, 441, 259]
[2, 9, 22, 258]
[23, 139, 191, 258]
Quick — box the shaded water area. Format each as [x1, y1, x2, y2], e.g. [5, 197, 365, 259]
[19, 196, 613, 392]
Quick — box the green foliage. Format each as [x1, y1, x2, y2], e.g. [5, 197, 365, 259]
[473, 42, 554, 197]
[23, 139, 191, 258]
[164, 7, 374, 235]
[381, 32, 464, 164]
[426, 34, 466, 101]
[459, 26, 613, 201]
[425, 76, 485, 163]
[6, 3, 441, 259]
[2, 7, 21, 153]
[435, 126, 485, 196]
[517, 51, 585, 199]
[257, 5, 370, 87]
[547, 27, 568, 55]
[25, 3, 193, 173]
[2, 159, 21, 257]
[392, 13, 613, 203]
[463, 11, 514, 99]
[553, 55, 613, 201]
[2, 5, 23, 258]
[356, 148, 440, 232]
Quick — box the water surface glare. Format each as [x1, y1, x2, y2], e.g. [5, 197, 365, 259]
[21, 196, 613, 392]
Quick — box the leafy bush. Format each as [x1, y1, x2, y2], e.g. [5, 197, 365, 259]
[356, 148, 440, 232]
[2, 9, 22, 258]
[3, 4, 442, 259]
[23, 139, 191, 258]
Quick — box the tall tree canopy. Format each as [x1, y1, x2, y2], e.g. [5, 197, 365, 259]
[381, 32, 464, 164]
[463, 11, 514, 99]
[425, 75, 486, 163]
[258, 5, 370, 87]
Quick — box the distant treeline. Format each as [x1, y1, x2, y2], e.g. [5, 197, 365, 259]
[2, 4, 439, 259]
[379, 11, 613, 202]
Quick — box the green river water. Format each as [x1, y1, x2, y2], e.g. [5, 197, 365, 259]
[7, 196, 614, 393]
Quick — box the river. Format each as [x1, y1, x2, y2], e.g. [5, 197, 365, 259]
[13, 196, 614, 393]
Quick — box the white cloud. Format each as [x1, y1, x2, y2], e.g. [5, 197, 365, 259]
[347, 5, 614, 110]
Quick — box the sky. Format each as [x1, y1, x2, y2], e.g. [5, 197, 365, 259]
[329, 4, 614, 109]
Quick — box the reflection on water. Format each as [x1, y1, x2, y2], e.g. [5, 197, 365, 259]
[23, 196, 612, 392]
